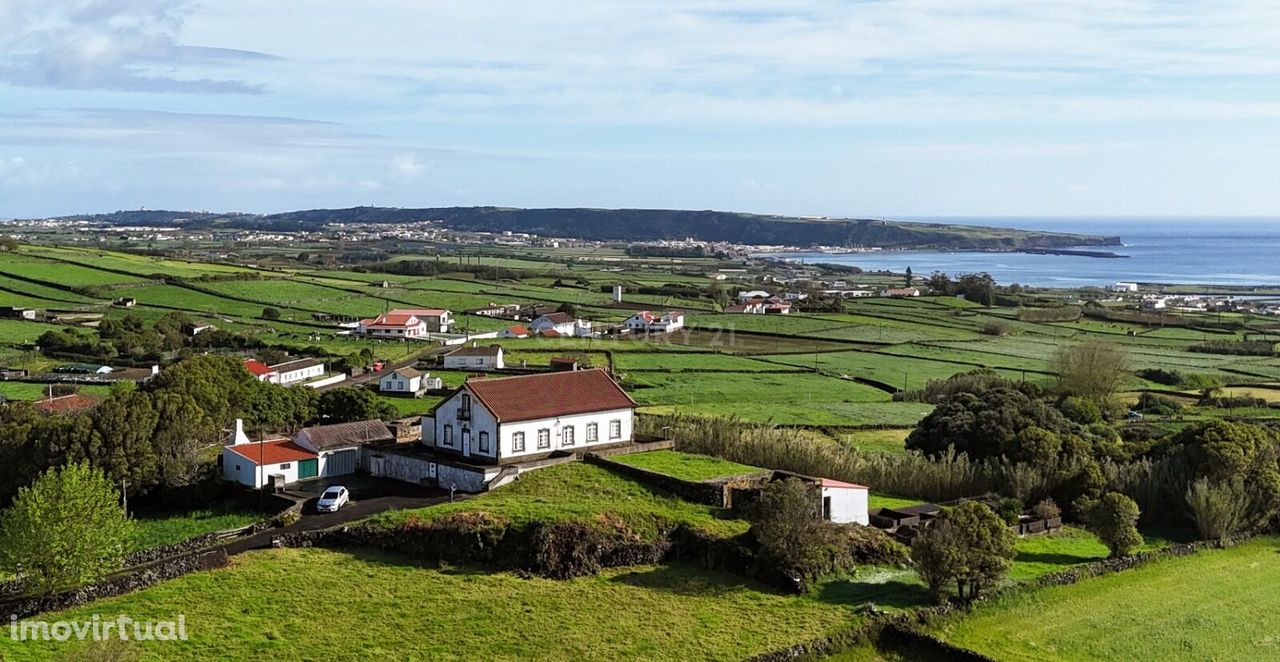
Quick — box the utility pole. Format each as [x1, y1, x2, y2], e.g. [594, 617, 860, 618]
[121, 479, 128, 516]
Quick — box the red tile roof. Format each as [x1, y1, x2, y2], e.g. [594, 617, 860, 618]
[389, 308, 447, 317]
[33, 394, 101, 415]
[505, 325, 529, 336]
[365, 313, 423, 328]
[224, 439, 316, 465]
[537, 329, 561, 337]
[243, 359, 275, 377]
[459, 369, 635, 423]
[819, 478, 868, 490]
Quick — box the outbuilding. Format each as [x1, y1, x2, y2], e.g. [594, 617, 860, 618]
[819, 478, 870, 525]
[294, 419, 395, 477]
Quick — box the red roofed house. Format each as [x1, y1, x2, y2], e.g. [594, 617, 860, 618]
[356, 312, 429, 339]
[221, 419, 318, 488]
[624, 310, 685, 333]
[498, 325, 529, 339]
[819, 477, 870, 525]
[422, 369, 635, 464]
[243, 359, 278, 382]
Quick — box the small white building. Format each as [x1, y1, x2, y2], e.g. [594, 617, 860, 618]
[737, 290, 770, 302]
[443, 344, 505, 371]
[819, 478, 870, 525]
[1110, 282, 1140, 293]
[881, 288, 921, 298]
[421, 369, 635, 463]
[272, 358, 326, 385]
[243, 359, 277, 383]
[624, 311, 685, 333]
[498, 325, 530, 339]
[380, 367, 442, 394]
[221, 419, 317, 488]
[529, 312, 593, 337]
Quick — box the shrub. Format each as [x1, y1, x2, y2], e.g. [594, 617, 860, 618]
[981, 321, 1012, 336]
[1031, 498, 1061, 520]
[276, 510, 301, 527]
[1077, 492, 1143, 558]
[1060, 396, 1103, 425]
[1185, 478, 1250, 540]
[1137, 367, 1183, 386]
[1188, 340, 1276, 356]
[996, 497, 1023, 525]
[1137, 392, 1183, 415]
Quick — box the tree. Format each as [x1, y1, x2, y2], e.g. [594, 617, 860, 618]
[954, 273, 996, 306]
[748, 477, 823, 577]
[906, 385, 1069, 461]
[0, 463, 135, 594]
[911, 519, 966, 602]
[927, 271, 953, 295]
[151, 392, 214, 487]
[904, 266, 914, 288]
[1053, 341, 1129, 404]
[316, 387, 397, 423]
[1078, 492, 1143, 557]
[261, 307, 282, 320]
[0, 237, 19, 251]
[910, 501, 1015, 603]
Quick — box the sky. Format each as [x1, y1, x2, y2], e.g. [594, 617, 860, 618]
[1, 0, 1279, 220]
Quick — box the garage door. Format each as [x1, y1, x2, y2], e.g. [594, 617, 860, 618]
[325, 449, 359, 476]
[298, 458, 318, 480]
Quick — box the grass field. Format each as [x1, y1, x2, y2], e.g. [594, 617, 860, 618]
[842, 428, 911, 454]
[935, 537, 1280, 661]
[132, 507, 263, 551]
[610, 450, 766, 482]
[0, 548, 854, 661]
[371, 462, 749, 538]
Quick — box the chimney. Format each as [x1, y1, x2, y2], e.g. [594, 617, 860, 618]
[230, 418, 251, 446]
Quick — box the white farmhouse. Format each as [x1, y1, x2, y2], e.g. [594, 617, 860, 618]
[819, 478, 870, 525]
[357, 311, 428, 338]
[379, 367, 442, 394]
[443, 344, 505, 371]
[737, 290, 770, 302]
[272, 358, 325, 385]
[421, 369, 635, 462]
[624, 310, 685, 333]
[529, 312, 593, 337]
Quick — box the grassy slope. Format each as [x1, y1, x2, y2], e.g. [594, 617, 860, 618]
[937, 537, 1280, 661]
[610, 450, 766, 482]
[0, 548, 854, 661]
[132, 508, 263, 551]
[371, 462, 748, 538]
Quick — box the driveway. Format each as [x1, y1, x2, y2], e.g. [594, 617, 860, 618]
[221, 476, 456, 555]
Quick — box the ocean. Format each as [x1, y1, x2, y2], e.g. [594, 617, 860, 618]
[763, 217, 1280, 288]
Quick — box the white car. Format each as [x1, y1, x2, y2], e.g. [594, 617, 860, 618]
[316, 486, 350, 513]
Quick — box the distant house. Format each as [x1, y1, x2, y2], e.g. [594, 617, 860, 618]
[1110, 282, 1140, 293]
[819, 478, 870, 525]
[549, 357, 581, 372]
[393, 308, 453, 333]
[536, 328, 561, 338]
[357, 312, 428, 338]
[724, 302, 766, 314]
[56, 363, 113, 375]
[498, 325, 530, 339]
[881, 288, 921, 298]
[380, 367, 441, 394]
[529, 312, 593, 337]
[474, 303, 522, 318]
[3, 307, 36, 320]
[764, 297, 792, 314]
[737, 290, 770, 302]
[421, 369, 635, 462]
[294, 419, 395, 478]
[112, 297, 137, 308]
[272, 358, 326, 385]
[624, 311, 685, 333]
[184, 323, 216, 337]
[443, 344, 505, 371]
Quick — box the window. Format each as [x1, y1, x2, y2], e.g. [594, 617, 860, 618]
[513, 432, 526, 452]
[475, 357, 484, 366]
[234, 464, 241, 471]
[479, 431, 490, 453]
[562, 425, 575, 447]
[460, 394, 471, 419]
[537, 428, 550, 449]
[444, 424, 454, 447]
[281, 463, 291, 470]
[609, 420, 622, 439]
[586, 422, 598, 442]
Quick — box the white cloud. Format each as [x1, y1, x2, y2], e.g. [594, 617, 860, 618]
[391, 153, 426, 179]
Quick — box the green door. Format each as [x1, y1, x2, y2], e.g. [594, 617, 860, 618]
[298, 458, 318, 479]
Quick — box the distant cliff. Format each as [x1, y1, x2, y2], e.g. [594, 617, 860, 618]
[36, 206, 1121, 250]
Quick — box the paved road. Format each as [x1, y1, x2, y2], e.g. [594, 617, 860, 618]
[222, 480, 455, 555]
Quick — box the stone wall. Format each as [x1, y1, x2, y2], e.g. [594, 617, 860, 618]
[583, 453, 728, 507]
[1, 549, 229, 620]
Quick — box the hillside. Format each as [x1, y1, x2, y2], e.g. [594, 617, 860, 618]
[27, 206, 1120, 249]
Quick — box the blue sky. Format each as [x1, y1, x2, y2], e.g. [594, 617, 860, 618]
[2, 0, 1278, 219]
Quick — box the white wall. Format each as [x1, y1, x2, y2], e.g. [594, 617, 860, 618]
[278, 364, 325, 385]
[443, 351, 503, 370]
[221, 449, 302, 489]
[822, 487, 869, 525]
[499, 408, 633, 460]
[432, 388, 500, 459]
